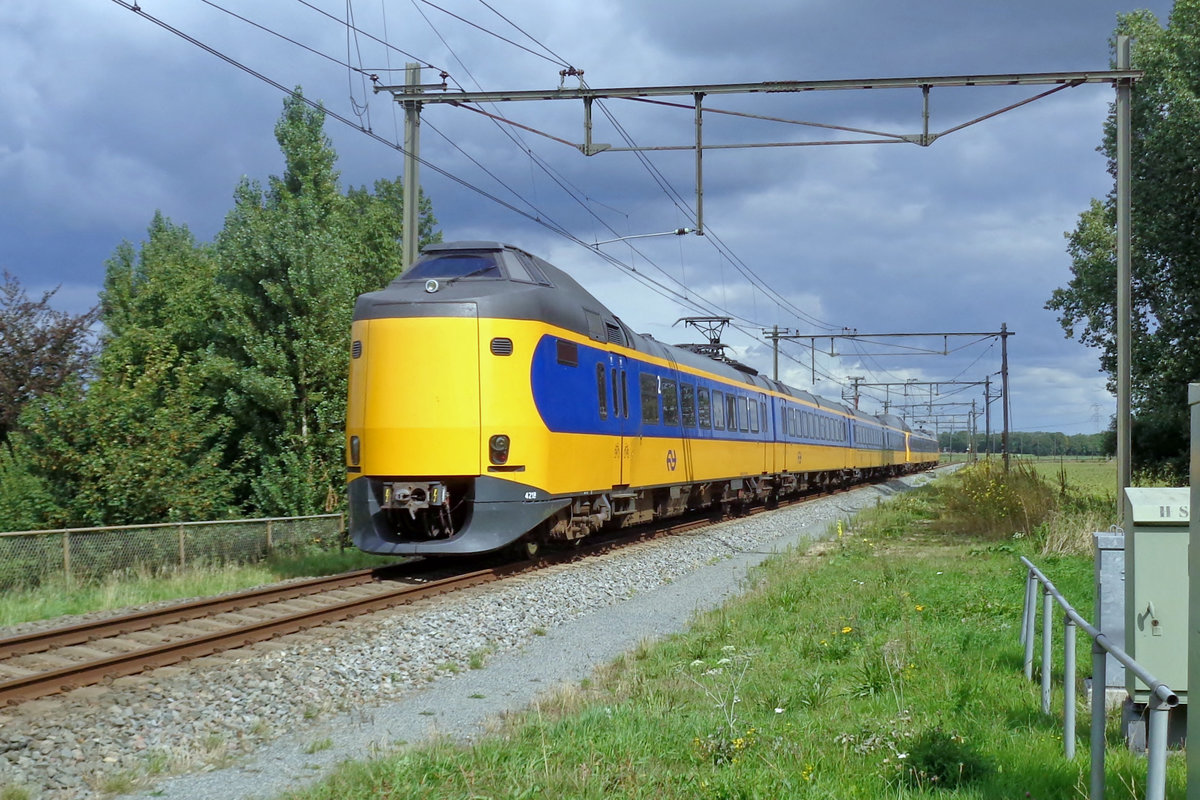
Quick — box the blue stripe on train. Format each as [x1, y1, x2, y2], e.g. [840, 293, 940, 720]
[530, 334, 886, 447]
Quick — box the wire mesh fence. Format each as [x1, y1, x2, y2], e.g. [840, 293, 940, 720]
[0, 514, 346, 591]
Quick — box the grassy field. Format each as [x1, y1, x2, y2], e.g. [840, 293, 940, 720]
[276, 464, 1183, 800]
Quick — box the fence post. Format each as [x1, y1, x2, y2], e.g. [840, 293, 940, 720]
[178, 524, 186, 569]
[339, 513, 347, 552]
[1090, 641, 1106, 800]
[1023, 569, 1036, 680]
[62, 529, 72, 584]
[1063, 616, 1076, 760]
[1042, 586, 1053, 714]
[1146, 699, 1170, 800]
[266, 520, 274, 553]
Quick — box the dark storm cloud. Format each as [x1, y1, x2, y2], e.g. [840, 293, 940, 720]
[0, 0, 1176, 432]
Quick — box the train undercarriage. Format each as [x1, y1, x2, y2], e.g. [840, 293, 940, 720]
[351, 463, 927, 558]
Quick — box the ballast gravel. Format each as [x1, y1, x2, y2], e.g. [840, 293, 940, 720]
[0, 472, 941, 800]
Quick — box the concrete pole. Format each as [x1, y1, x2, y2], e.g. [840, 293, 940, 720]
[1188, 383, 1200, 800]
[402, 63, 422, 271]
[1001, 323, 1011, 471]
[1116, 35, 1133, 526]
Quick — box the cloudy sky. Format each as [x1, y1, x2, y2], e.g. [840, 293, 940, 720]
[0, 0, 1176, 437]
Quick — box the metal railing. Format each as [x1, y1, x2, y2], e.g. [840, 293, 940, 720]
[1020, 556, 1178, 800]
[0, 514, 346, 591]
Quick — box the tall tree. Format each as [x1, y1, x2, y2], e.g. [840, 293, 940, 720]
[213, 89, 438, 515]
[0, 273, 97, 442]
[0, 215, 238, 528]
[1046, 2, 1200, 469]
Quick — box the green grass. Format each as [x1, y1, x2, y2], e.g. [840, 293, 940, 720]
[278, 477, 1185, 800]
[0, 548, 397, 628]
[1028, 456, 1117, 498]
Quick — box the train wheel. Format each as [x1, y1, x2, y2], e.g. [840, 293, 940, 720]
[510, 525, 547, 561]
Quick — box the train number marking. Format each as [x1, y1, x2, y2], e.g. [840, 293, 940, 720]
[524, 491, 538, 501]
[666, 449, 677, 471]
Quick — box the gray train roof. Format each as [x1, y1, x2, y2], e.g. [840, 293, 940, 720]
[355, 242, 908, 430]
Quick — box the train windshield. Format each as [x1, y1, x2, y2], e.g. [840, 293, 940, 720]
[401, 252, 504, 281]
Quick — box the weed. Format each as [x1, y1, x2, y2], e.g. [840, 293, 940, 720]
[304, 737, 334, 754]
[95, 769, 138, 795]
[468, 645, 493, 670]
[795, 671, 834, 709]
[897, 726, 991, 789]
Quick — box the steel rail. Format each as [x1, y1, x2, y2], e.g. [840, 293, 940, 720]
[0, 568, 388, 659]
[0, 564, 524, 706]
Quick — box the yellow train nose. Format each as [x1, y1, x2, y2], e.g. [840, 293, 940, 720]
[347, 315, 482, 477]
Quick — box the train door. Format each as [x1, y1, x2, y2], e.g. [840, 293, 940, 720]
[608, 353, 630, 486]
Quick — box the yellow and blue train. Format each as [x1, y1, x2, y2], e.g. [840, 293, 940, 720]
[346, 241, 939, 556]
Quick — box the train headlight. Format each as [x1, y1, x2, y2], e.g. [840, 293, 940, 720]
[489, 434, 510, 465]
[349, 436, 361, 466]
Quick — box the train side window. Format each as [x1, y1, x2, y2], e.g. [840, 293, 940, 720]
[611, 368, 619, 417]
[737, 397, 749, 432]
[640, 373, 660, 424]
[712, 390, 725, 430]
[726, 394, 738, 433]
[698, 388, 712, 429]
[662, 379, 680, 426]
[760, 401, 768, 433]
[597, 364, 608, 420]
[786, 408, 794, 437]
[556, 339, 578, 367]
[681, 383, 697, 427]
[748, 397, 759, 433]
[621, 371, 629, 419]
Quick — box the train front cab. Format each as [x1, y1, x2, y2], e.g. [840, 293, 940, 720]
[345, 265, 573, 556]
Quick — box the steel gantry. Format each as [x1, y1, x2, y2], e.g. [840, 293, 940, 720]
[375, 60, 1136, 499]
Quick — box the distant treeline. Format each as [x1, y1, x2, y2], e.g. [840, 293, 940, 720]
[938, 431, 1108, 457]
[0, 90, 439, 531]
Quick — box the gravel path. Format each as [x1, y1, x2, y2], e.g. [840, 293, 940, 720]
[0, 472, 940, 800]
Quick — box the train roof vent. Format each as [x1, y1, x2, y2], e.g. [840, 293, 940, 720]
[605, 322, 624, 345]
[490, 337, 514, 356]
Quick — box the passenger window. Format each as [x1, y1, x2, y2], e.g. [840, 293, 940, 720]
[737, 397, 749, 432]
[748, 398, 759, 433]
[621, 372, 629, 419]
[726, 394, 738, 433]
[760, 402, 768, 433]
[712, 390, 725, 430]
[597, 364, 608, 419]
[698, 388, 712, 429]
[611, 368, 619, 417]
[681, 384, 697, 427]
[662, 380, 680, 426]
[640, 373, 659, 425]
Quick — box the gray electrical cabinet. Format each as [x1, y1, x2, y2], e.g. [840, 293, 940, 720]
[1124, 487, 1189, 705]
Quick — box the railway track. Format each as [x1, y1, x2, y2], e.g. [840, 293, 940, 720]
[0, 473, 908, 707]
[0, 560, 531, 706]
